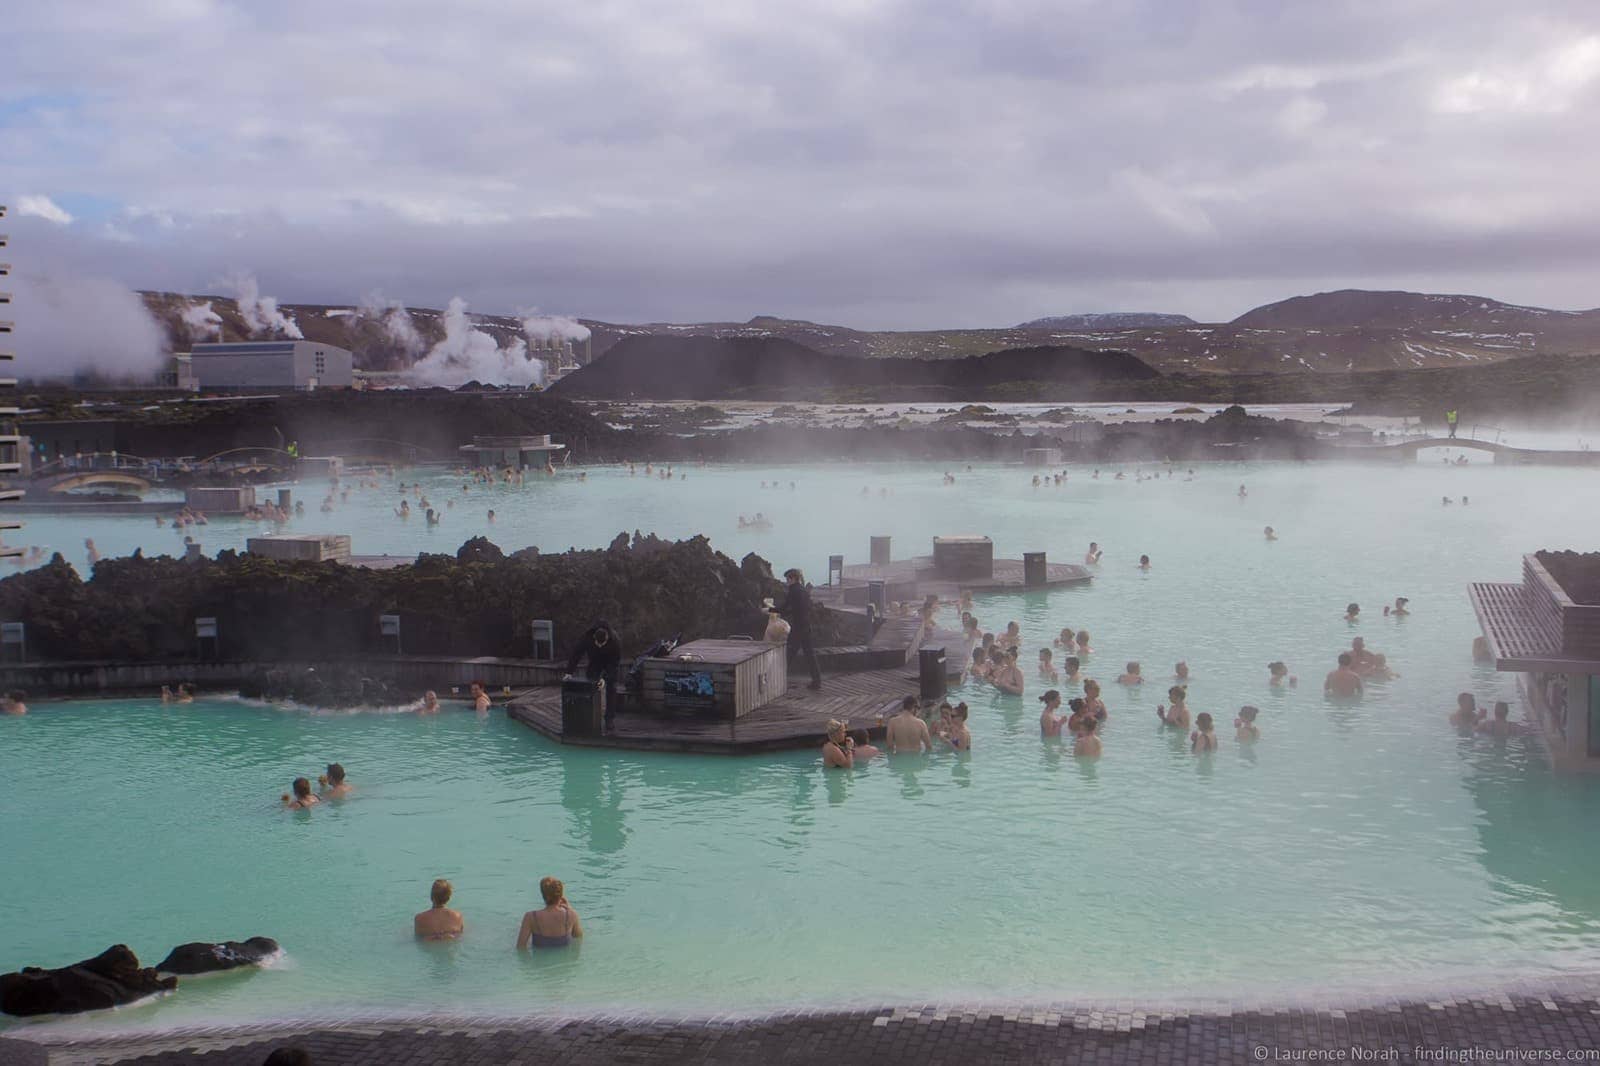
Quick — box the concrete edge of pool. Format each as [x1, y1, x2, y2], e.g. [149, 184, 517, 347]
[10, 973, 1600, 1064]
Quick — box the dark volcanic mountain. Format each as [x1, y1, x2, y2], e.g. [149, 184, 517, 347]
[1016, 313, 1196, 329]
[138, 287, 1600, 379]
[548, 336, 1158, 400]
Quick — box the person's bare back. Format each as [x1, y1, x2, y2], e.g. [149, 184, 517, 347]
[414, 906, 464, 939]
[886, 708, 931, 753]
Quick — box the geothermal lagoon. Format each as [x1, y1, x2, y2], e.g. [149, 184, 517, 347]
[6, 455, 1600, 1032]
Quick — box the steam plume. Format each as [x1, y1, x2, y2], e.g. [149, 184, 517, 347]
[10, 270, 167, 380]
[179, 300, 223, 341]
[222, 274, 303, 339]
[358, 291, 426, 355]
[407, 297, 546, 388]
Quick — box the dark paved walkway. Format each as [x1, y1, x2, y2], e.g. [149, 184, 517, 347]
[10, 980, 1600, 1065]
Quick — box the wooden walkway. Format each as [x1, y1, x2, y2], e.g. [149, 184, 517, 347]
[507, 665, 921, 754]
[831, 555, 1091, 599]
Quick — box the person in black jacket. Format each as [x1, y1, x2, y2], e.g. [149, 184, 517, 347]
[777, 568, 823, 690]
[567, 620, 622, 731]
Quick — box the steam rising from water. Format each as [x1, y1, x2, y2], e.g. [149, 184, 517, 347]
[222, 274, 303, 339]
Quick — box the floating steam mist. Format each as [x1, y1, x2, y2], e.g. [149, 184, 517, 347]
[358, 291, 426, 356]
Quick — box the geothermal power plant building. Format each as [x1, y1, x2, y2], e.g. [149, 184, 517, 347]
[188, 341, 354, 391]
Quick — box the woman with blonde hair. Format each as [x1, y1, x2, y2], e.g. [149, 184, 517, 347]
[822, 718, 855, 768]
[517, 876, 583, 949]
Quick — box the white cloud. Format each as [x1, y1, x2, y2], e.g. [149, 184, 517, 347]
[15, 195, 74, 225]
[1434, 35, 1600, 114]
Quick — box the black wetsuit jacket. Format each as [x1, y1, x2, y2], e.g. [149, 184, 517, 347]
[776, 583, 814, 637]
[566, 625, 622, 677]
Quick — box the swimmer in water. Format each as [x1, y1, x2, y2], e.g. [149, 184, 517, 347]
[1073, 716, 1102, 757]
[1038, 690, 1068, 738]
[1477, 701, 1529, 738]
[85, 538, 101, 564]
[990, 648, 1025, 696]
[1054, 627, 1075, 649]
[1, 690, 25, 715]
[1082, 678, 1107, 720]
[487, 509, 496, 523]
[1037, 647, 1059, 682]
[1450, 692, 1482, 734]
[1191, 712, 1218, 752]
[470, 681, 491, 712]
[886, 697, 932, 753]
[419, 690, 440, 714]
[1344, 602, 1360, 624]
[1138, 554, 1151, 571]
[1267, 661, 1296, 687]
[1238, 484, 1247, 499]
[1472, 636, 1493, 662]
[1084, 542, 1103, 565]
[1385, 596, 1409, 617]
[1235, 706, 1260, 742]
[1324, 654, 1364, 698]
[1264, 526, 1277, 541]
[1117, 661, 1143, 685]
[282, 777, 319, 810]
[1156, 685, 1190, 729]
[1174, 661, 1189, 682]
[318, 762, 353, 798]
[414, 879, 465, 940]
[1062, 656, 1082, 685]
[822, 718, 857, 768]
[942, 703, 971, 751]
[1002, 621, 1022, 648]
[1075, 629, 1092, 657]
[969, 646, 990, 681]
[1066, 696, 1093, 735]
[1370, 653, 1398, 680]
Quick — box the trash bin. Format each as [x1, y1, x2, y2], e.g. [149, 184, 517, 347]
[561, 676, 605, 737]
[919, 646, 947, 702]
[1023, 551, 1048, 586]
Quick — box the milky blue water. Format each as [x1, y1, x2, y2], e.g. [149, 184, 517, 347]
[6, 454, 1600, 1033]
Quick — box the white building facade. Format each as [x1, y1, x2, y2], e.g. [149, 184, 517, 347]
[189, 341, 354, 390]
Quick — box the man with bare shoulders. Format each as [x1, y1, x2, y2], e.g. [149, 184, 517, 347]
[1349, 636, 1377, 675]
[990, 648, 1025, 696]
[1324, 653, 1364, 698]
[414, 879, 464, 940]
[885, 695, 932, 754]
[1038, 690, 1067, 738]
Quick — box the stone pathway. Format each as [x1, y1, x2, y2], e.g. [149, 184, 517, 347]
[9, 981, 1600, 1065]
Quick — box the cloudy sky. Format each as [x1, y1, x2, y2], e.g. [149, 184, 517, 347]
[5, 0, 1600, 329]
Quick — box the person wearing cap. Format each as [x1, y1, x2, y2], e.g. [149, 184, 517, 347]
[1038, 690, 1068, 738]
[776, 568, 823, 691]
[885, 695, 931, 754]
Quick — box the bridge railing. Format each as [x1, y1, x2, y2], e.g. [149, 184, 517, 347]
[30, 452, 158, 479]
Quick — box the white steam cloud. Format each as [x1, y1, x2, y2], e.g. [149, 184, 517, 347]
[9, 270, 167, 380]
[221, 273, 303, 339]
[407, 297, 546, 388]
[179, 299, 223, 341]
[358, 290, 426, 355]
[521, 312, 591, 345]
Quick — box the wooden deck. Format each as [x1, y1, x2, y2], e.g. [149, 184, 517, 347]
[831, 555, 1091, 599]
[507, 665, 920, 754]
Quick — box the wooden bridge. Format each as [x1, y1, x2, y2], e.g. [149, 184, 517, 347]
[34, 470, 153, 494]
[1334, 437, 1600, 466]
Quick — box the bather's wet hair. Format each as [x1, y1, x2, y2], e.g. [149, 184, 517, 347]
[901, 695, 919, 711]
[1064, 656, 1080, 673]
[1338, 653, 1353, 667]
[540, 876, 566, 906]
[291, 777, 312, 799]
[431, 878, 453, 906]
[325, 763, 345, 785]
[1168, 685, 1187, 702]
[1196, 712, 1214, 732]
[1238, 706, 1259, 722]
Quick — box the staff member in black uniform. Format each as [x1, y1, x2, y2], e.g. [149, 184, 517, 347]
[566, 620, 622, 732]
[777, 568, 823, 691]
